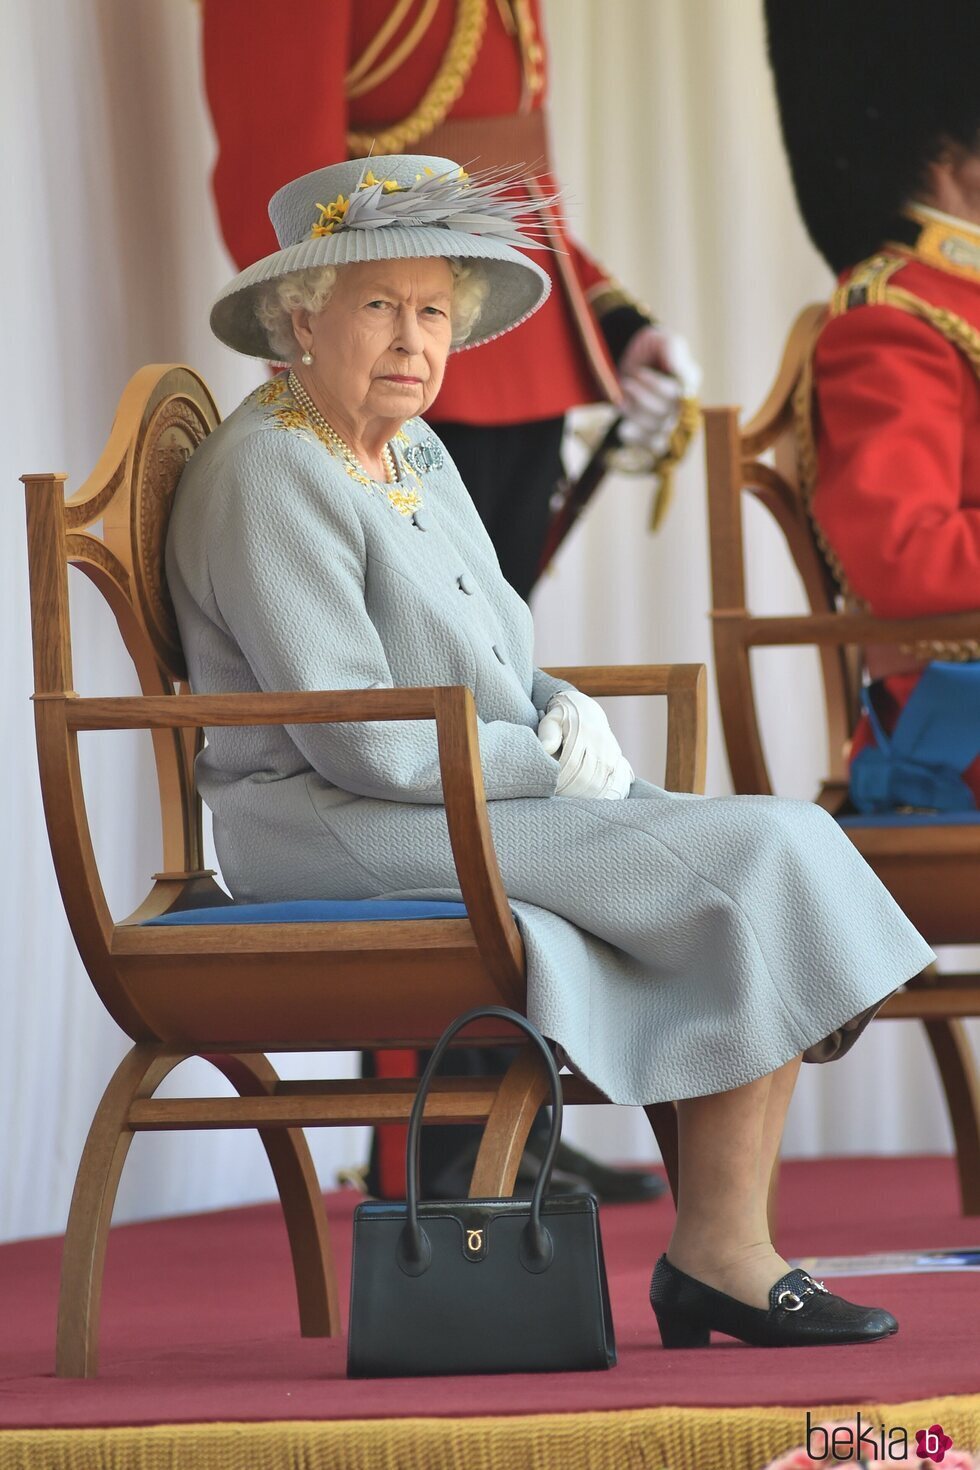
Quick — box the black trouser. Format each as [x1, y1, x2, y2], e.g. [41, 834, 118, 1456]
[366, 416, 566, 1196]
[438, 416, 565, 602]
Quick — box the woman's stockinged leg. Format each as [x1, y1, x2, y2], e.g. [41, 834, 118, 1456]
[760, 1052, 803, 1232]
[652, 1052, 897, 1345]
[666, 1060, 801, 1310]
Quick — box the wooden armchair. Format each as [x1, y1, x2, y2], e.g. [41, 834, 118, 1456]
[23, 364, 707, 1377]
[703, 306, 980, 1214]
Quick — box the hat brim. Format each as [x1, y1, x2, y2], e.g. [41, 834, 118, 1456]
[209, 226, 552, 360]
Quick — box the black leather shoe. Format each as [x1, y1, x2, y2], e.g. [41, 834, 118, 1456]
[650, 1254, 899, 1348]
[524, 1134, 668, 1204]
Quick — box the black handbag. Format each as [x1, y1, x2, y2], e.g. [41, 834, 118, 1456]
[347, 1005, 617, 1377]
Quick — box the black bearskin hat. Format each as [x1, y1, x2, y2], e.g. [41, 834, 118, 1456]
[764, 0, 980, 273]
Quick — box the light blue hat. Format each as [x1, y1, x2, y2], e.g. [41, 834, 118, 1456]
[210, 154, 554, 360]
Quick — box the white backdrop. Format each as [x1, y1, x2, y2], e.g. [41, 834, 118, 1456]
[1, 0, 975, 1244]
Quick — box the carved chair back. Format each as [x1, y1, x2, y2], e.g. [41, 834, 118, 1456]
[702, 304, 864, 801]
[23, 367, 235, 1044]
[26, 364, 220, 881]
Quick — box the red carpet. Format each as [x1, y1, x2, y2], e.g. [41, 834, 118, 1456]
[1, 1156, 978, 1430]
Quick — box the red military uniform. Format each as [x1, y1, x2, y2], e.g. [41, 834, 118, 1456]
[201, 0, 634, 428]
[806, 207, 980, 801]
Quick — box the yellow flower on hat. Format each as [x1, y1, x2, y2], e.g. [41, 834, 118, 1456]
[359, 168, 402, 193]
[311, 194, 350, 237]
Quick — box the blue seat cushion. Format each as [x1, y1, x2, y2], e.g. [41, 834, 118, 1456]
[144, 899, 469, 926]
[837, 810, 980, 829]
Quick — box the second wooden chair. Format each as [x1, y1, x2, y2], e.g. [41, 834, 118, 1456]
[703, 306, 980, 1215]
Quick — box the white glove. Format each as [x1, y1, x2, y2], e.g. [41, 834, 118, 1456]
[616, 324, 702, 457]
[537, 690, 634, 800]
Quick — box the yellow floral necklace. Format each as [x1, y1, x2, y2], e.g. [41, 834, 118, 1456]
[284, 371, 424, 517]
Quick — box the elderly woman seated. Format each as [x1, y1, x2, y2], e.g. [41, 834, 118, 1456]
[167, 154, 932, 1350]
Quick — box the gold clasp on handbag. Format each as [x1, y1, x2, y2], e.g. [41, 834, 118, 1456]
[460, 1213, 489, 1260]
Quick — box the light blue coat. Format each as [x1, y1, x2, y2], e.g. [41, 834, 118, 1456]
[166, 377, 932, 1105]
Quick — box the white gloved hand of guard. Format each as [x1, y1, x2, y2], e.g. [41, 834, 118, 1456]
[616, 324, 702, 458]
[537, 690, 634, 800]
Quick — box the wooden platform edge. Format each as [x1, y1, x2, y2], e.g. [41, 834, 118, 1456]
[1, 1396, 978, 1470]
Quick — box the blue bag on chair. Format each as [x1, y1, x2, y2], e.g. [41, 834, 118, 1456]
[850, 660, 980, 813]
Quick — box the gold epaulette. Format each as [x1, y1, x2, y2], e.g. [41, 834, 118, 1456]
[830, 251, 980, 377]
[829, 252, 908, 316]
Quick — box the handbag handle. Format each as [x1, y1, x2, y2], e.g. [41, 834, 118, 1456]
[400, 1005, 564, 1275]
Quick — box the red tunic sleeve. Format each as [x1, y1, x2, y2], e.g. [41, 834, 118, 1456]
[812, 304, 980, 617]
[202, 0, 353, 269]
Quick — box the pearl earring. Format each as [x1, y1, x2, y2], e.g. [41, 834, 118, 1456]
[301, 349, 314, 366]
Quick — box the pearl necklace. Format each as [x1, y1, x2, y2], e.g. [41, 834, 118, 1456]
[288, 370, 397, 484]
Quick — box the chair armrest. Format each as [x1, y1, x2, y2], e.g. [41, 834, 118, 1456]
[721, 610, 980, 651]
[543, 664, 707, 794]
[49, 687, 524, 1001]
[58, 688, 457, 729]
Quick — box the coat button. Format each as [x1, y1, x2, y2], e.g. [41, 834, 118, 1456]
[492, 644, 508, 665]
[411, 510, 430, 531]
[457, 572, 475, 594]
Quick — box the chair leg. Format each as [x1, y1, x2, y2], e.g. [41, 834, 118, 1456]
[208, 1053, 340, 1336]
[643, 1102, 679, 1206]
[56, 1044, 186, 1378]
[922, 1018, 980, 1216]
[469, 1047, 551, 1197]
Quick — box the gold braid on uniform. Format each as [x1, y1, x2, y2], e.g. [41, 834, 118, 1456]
[346, 0, 488, 155]
[346, 0, 414, 91]
[346, 0, 440, 99]
[794, 251, 980, 661]
[792, 351, 858, 602]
